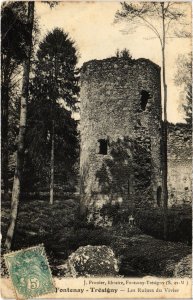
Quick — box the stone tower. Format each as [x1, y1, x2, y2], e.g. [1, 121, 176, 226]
[80, 57, 162, 225]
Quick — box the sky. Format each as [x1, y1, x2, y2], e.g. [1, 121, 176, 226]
[36, 1, 192, 123]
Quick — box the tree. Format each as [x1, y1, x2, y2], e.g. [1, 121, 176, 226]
[24, 99, 79, 195]
[29, 28, 79, 204]
[4, 2, 35, 250]
[1, 2, 28, 194]
[4, 1, 58, 251]
[175, 53, 192, 126]
[1, 2, 40, 195]
[116, 48, 132, 59]
[175, 53, 192, 87]
[115, 2, 191, 238]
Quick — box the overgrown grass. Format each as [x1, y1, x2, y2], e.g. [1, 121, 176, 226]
[1, 195, 192, 278]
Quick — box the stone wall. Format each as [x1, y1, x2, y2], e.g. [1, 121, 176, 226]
[134, 124, 192, 241]
[168, 123, 192, 207]
[80, 57, 162, 225]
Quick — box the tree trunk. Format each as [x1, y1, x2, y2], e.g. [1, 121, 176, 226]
[4, 2, 34, 250]
[1, 84, 9, 194]
[1, 53, 12, 195]
[161, 4, 168, 240]
[49, 54, 58, 205]
[50, 120, 55, 205]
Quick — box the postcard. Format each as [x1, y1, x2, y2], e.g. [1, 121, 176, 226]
[1, 1, 192, 299]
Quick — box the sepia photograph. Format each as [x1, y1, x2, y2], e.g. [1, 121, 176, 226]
[1, 1, 192, 299]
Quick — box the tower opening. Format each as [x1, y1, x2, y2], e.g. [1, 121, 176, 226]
[98, 139, 108, 155]
[140, 90, 151, 111]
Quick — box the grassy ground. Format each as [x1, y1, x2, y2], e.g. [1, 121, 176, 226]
[1, 195, 191, 277]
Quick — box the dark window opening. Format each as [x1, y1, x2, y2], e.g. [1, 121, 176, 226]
[157, 186, 162, 207]
[98, 139, 108, 155]
[140, 90, 151, 111]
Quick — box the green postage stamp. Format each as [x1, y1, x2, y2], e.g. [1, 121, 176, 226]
[4, 245, 55, 299]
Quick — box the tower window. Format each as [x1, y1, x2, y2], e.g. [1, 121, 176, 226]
[98, 139, 108, 155]
[140, 90, 151, 111]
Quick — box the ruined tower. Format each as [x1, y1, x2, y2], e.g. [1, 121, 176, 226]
[80, 57, 162, 225]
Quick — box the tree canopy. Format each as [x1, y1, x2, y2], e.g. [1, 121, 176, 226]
[24, 28, 79, 192]
[115, 2, 191, 42]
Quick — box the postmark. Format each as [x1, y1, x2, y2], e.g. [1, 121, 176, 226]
[4, 245, 55, 299]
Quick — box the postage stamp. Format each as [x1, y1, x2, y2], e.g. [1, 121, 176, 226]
[4, 245, 55, 299]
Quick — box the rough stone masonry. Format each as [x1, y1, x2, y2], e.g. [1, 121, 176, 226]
[80, 57, 163, 225]
[168, 123, 192, 207]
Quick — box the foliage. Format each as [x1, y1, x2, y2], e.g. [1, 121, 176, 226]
[32, 28, 79, 110]
[24, 103, 79, 191]
[175, 53, 192, 126]
[1, 2, 28, 61]
[1, 2, 28, 192]
[24, 28, 79, 190]
[1, 2, 40, 192]
[115, 48, 132, 59]
[115, 2, 191, 42]
[175, 53, 192, 87]
[43, 1, 58, 9]
[4, 1, 35, 250]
